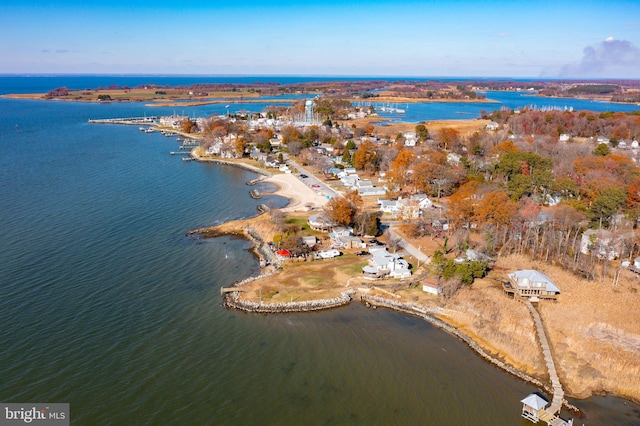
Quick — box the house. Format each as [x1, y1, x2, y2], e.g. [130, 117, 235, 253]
[596, 136, 610, 144]
[308, 212, 334, 232]
[559, 134, 571, 142]
[341, 174, 359, 188]
[447, 152, 461, 165]
[362, 247, 411, 279]
[378, 199, 400, 214]
[580, 229, 618, 260]
[358, 187, 387, 196]
[504, 270, 560, 301]
[333, 235, 365, 249]
[404, 132, 418, 147]
[486, 121, 499, 131]
[378, 196, 430, 219]
[410, 194, 433, 209]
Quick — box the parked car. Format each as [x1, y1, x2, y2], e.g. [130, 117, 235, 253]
[368, 239, 385, 246]
[299, 174, 308, 179]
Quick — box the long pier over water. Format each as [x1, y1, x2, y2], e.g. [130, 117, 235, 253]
[523, 300, 572, 426]
[88, 117, 158, 125]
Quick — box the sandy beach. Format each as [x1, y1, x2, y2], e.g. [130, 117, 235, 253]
[263, 173, 329, 212]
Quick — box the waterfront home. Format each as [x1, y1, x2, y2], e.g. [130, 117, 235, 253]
[362, 247, 411, 279]
[308, 212, 334, 232]
[504, 270, 560, 301]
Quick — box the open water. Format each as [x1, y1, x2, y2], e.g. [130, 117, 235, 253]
[1, 77, 639, 425]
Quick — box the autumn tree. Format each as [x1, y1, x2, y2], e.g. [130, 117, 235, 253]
[447, 180, 481, 229]
[179, 118, 196, 133]
[436, 127, 460, 150]
[387, 149, 416, 192]
[475, 190, 518, 228]
[323, 191, 362, 227]
[353, 140, 378, 171]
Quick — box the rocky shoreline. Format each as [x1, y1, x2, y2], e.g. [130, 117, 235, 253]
[189, 155, 583, 413]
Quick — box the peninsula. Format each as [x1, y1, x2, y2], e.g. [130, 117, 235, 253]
[85, 80, 640, 417]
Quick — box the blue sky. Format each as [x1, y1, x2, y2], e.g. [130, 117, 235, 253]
[1, 0, 639, 78]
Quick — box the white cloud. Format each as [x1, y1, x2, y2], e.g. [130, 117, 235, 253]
[559, 38, 640, 78]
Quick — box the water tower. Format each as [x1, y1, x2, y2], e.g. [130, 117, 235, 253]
[304, 100, 315, 124]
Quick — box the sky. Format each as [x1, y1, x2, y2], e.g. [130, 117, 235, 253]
[1, 0, 639, 78]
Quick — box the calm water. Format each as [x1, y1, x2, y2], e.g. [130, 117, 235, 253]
[1, 78, 639, 425]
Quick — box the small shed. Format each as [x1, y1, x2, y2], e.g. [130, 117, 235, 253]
[422, 281, 443, 295]
[301, 236, 317, 248]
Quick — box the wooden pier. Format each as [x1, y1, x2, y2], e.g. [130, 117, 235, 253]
[521, 301, 572, 426]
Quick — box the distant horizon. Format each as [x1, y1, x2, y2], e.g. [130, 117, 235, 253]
[2, 73, 640, 82]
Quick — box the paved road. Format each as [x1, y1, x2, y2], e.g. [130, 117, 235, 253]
[385, 225, 431, 265]
[284, 156, 339, 198]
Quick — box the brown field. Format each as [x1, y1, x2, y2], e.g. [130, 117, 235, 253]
[439, 254, 640, 403]
[343, 117, 490, 139]
[2, 88, 263, 103]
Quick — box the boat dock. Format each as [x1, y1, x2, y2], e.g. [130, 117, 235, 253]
[88, 117, 158, 125]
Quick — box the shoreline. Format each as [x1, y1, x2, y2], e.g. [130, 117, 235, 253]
[185, 159, 579, 409]
[189, 150, 640, 410]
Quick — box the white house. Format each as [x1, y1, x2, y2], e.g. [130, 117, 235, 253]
[580, 229, 617, 260]
[410, 194, 433, 209]
[341, 174, 360, 188]
[308, 212, 334, 232]
[447, 153, 461, 165]
[486, 121, 499, 131]
[362, 247, 411, 279]
[404, 132, 418, 147]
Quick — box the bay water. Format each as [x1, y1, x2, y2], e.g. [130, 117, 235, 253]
[1, 78, 639, 425]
